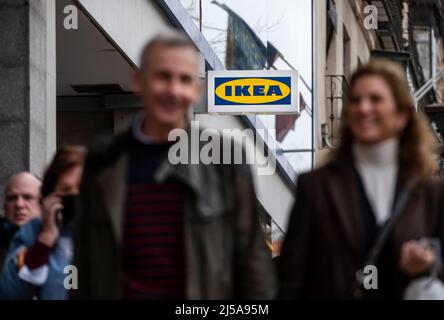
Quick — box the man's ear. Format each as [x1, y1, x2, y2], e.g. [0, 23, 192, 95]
[191, 76, 203, 105]
[195, 77, 203, 96]
[131, 69, 143, 94]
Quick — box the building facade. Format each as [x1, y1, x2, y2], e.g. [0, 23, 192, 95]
[5, 0, 441, 253]
[315, 0, 444, 167]
[0, 0, 320, 253]
[315, 0, 378, 164]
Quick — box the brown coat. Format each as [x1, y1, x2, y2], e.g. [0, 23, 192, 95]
[279, 156, 444, 299]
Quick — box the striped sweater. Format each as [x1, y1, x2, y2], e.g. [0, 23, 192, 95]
[123, 139, 185, 300]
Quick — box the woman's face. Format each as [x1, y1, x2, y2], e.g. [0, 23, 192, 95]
[347, 75, 408, 145]
[54, 165, 83, 196]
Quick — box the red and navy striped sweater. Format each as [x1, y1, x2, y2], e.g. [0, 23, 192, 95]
[123, 139, 186, 300]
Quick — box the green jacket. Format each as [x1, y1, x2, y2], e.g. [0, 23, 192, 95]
[72, 126, 276, 299]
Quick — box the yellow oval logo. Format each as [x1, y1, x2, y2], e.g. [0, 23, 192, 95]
[215, 78, 291, 104]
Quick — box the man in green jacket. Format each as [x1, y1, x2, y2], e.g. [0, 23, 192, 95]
[72, 30, 276, 300]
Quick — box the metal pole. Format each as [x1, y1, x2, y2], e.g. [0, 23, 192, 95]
[279, 149, 315, 153]
[199, 0, 202, 32]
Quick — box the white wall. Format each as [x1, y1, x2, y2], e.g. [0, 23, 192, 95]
[78, 0, 170, 65]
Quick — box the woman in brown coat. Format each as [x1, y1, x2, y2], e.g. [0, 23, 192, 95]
[279, 61, 444, 299]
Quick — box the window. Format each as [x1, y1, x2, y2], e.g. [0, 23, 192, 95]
[413, 26, 433, 81]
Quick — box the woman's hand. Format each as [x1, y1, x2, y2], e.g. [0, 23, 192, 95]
[400, 240, 435, 276]
[38, 193, 63, 247]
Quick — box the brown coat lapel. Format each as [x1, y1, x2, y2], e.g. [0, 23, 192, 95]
[325, 158, 363, 260]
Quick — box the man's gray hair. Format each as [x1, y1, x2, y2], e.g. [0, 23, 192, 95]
[139, 29, 197, 72]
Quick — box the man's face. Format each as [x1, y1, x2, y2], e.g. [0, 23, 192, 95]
[4, 174, 41, 227]
[134, 45, 201, 128]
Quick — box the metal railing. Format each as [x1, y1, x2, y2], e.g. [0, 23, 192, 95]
[322, 75, 349, 149]
[414, 68, 444, 110]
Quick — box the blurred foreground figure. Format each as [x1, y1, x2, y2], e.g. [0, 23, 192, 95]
[0, 173, 41, 267]
[279, 61, 444, 299]
[73, 31, 275, 300]
[0, 146, 85, 299]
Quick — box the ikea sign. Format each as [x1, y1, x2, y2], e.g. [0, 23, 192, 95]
[208, 70, 299, 114]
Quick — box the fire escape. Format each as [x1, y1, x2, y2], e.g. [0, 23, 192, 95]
[408, 0, 444, 164]
[366, 0, 444, 165]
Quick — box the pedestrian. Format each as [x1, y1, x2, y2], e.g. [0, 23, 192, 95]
[72, 30, 276, 300]
[279, 60, 444, 299]
[0, 173, 41, 268]
[0, 146, 86, 300]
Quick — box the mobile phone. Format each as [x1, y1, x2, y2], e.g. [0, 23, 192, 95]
[58, 195, 77, 227]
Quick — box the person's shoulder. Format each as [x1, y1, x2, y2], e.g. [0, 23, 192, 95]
[13, 219, 42, 247]
[297, 160, 339, 185]
[18, 219, 42, 235]
[419, 175, 444, 196]
[0, 218, 16, 245]
[423, 175, 444, 185]
[85, 128, 133, 171]
[0, 217, 13, 232]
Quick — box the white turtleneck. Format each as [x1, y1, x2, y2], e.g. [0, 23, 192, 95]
[352, 137, 399, 225]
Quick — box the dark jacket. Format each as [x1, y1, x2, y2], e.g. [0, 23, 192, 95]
[279, 156, 444, 299]
[0, 218, 17, 269]
[72, 126, 276, 300]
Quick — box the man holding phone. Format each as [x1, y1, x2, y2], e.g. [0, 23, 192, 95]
[0, 146, 85, 300]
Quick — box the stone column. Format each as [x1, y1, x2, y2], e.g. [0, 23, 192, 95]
[0, 0, 56, 208]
